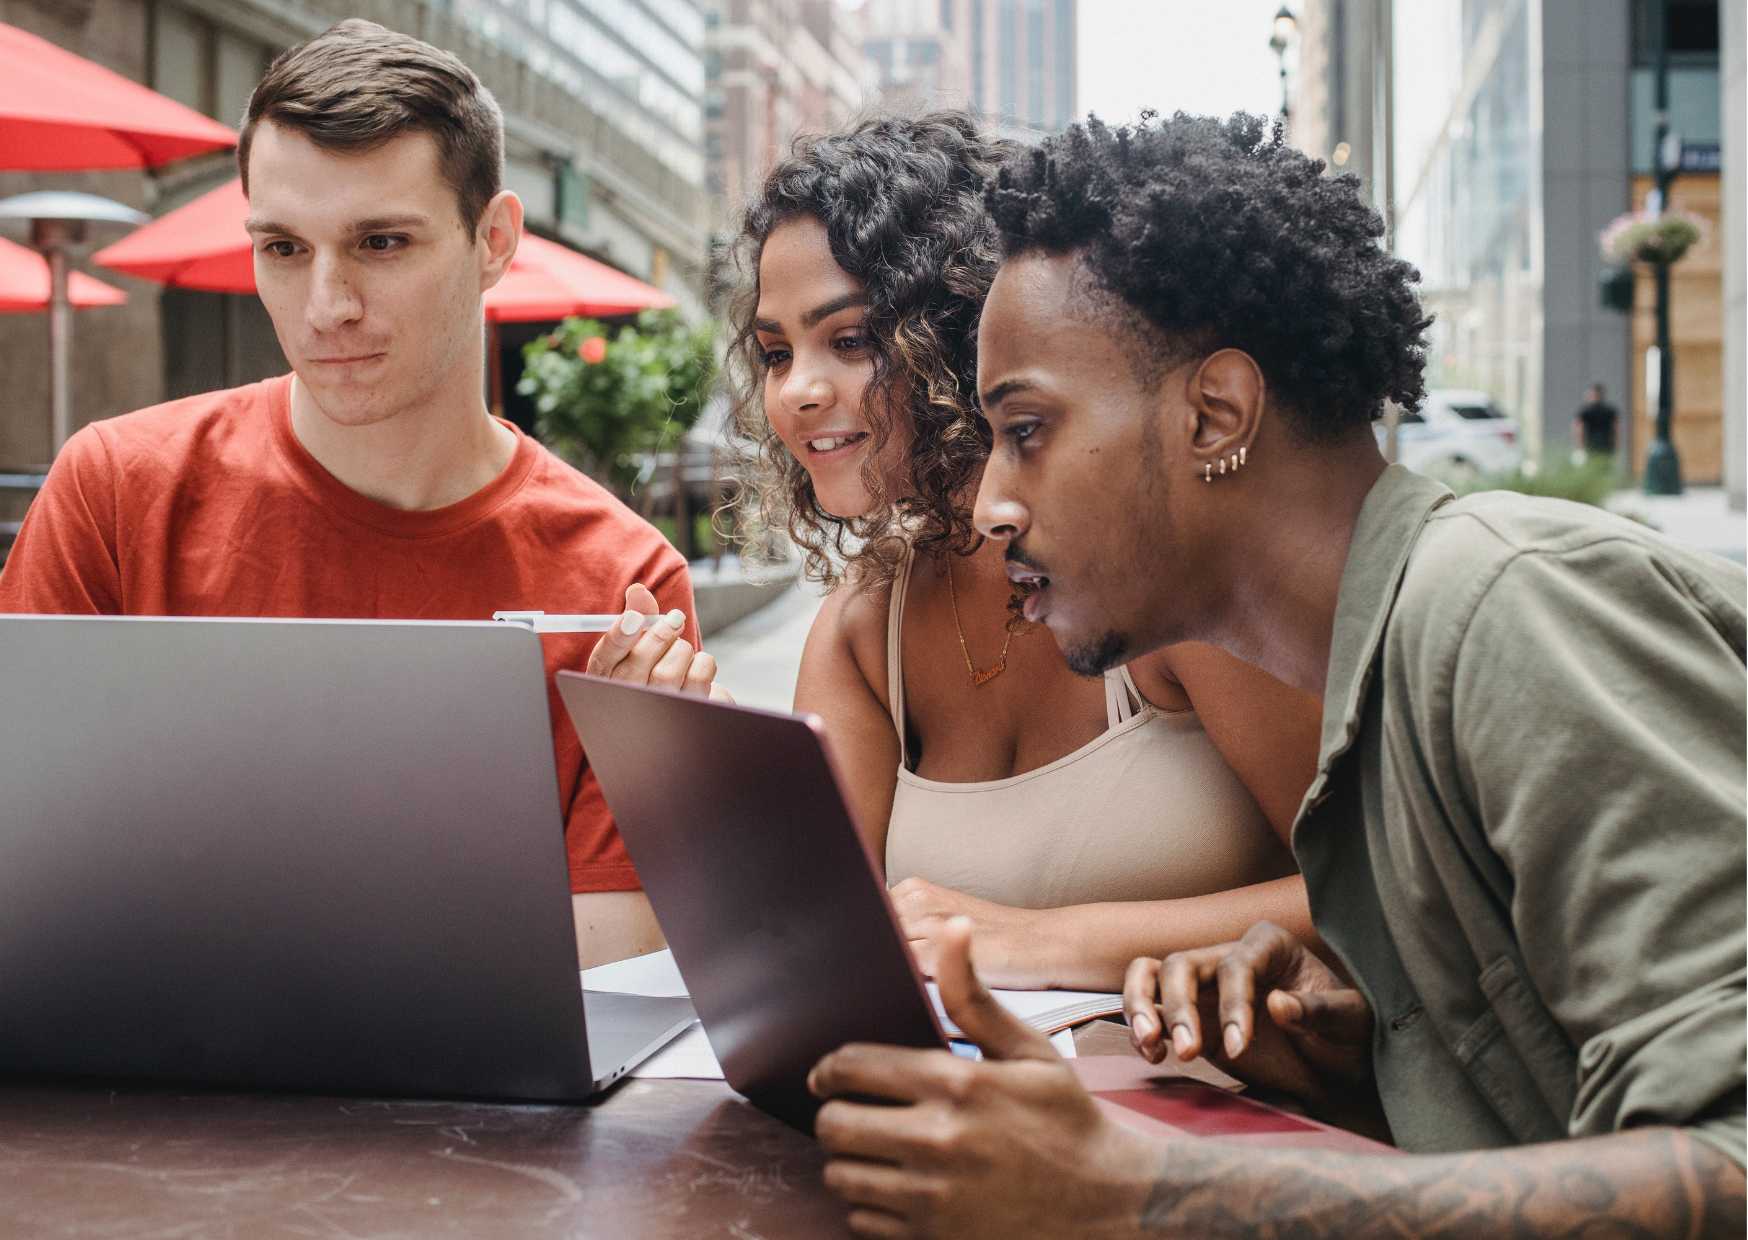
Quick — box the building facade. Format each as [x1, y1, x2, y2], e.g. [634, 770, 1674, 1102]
[0, 0, 711, 470]
[702, 0, 867, 229]
[862, 0, 1077, 138]
[1288, 0, 1739, 491]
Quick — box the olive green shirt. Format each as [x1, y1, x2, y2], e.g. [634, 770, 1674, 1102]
[1294, 465, 1746, 1165]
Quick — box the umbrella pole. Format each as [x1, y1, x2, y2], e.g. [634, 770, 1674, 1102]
[44, 238, 72, 455]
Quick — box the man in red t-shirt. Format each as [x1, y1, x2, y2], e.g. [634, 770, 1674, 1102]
[0, 19, 707, 967]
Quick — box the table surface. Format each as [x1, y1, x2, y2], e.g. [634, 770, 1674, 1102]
[0, 1025, 1164, 1239]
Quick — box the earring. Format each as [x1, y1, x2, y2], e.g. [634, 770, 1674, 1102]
[1203, 447, 1252, 481]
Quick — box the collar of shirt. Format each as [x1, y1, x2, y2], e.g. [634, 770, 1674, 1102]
[1292, 465, 1453, 829]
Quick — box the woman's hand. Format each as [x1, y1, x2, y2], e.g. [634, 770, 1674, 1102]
[585, 583, 733, 701]
[891, 876, 1057, 989]
[1124, 920, 1383, 1132]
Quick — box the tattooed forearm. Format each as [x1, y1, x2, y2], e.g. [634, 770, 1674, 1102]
[1140, 1127, 1746, 1239]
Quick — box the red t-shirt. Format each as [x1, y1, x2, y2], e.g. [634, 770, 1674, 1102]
[0, 375, 696, 894]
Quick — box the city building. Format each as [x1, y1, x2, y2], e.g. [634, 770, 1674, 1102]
[701, 0, 868, 228]
[1285, 0, 1390, 216]
[0, 0, 711, 468]
[1287, 0, 1740, 494]
[862, 0, 1077, 139]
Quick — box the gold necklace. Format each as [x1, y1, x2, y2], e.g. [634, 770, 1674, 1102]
[946, 557, 1015, 687]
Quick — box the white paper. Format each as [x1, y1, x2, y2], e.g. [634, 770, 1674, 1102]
[579, 947, 689, 997]
[925, 980, 1125, 1037]
[630, 1020, 1075, 1079]
[632, 1023, 724, 1078]
[582, 949, 1101, 1078]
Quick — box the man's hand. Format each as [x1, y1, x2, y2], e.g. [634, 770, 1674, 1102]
[890, 877, 1054, 989]
[1124, 921, 1375, 1117]
[809, 917, 1163, 1238]
[584, 583, 732, 700]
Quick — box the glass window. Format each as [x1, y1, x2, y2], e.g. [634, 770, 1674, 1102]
[1026, 0, 1044, 126]
[971, 0, 985, 109]
[998, 0, 1018, 118]
[1053, 0, 1074, 129]
[1629, 66, 1722, 171]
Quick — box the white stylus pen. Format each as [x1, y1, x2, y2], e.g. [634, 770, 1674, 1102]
[492, 610, 671, 634]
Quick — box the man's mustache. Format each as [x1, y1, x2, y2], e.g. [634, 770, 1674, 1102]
[1004, 544, 1050, 575]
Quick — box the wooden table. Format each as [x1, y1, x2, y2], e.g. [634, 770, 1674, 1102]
[0, 1077, 841, 1238]
[0, 1025, 1299, 1238]
[0, 1027, 1126, 1238]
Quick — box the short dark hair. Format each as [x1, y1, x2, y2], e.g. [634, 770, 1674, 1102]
[238, 19, 503, 233]
[721, 111, 1010, 589]
[986, 112, 1433, 439]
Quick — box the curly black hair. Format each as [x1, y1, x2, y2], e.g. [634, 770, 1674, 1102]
[720, 111, 1010, 590]
[985, 112, 1432, 436]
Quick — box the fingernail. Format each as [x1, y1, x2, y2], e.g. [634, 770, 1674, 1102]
[1132, 1014, 1155, 1043]
[1171, 1025, 1194, 1058]
[1223, 1024, 1244, 1058]
[618, 611, 642, 636]
[664, 609, 685, 630]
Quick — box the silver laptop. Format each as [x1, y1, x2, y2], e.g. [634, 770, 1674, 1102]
[558, 672, 949, 1128]
[0, 615, 693, 1102]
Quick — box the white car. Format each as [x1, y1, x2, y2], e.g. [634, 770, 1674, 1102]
[1379, 388, 1523, 484]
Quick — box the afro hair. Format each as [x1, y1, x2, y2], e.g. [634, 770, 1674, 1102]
[985, 112, 1433, 438]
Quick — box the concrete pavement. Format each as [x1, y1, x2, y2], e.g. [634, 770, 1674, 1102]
[1607, 486, 1746, 564]
[705, 577, 827, 711]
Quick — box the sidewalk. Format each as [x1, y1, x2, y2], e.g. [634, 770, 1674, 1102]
[1606, 486, 1746, 564]
[705, 577, 826, 711]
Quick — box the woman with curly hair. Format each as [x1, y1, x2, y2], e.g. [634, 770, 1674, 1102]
[634, 111, 1323, 991]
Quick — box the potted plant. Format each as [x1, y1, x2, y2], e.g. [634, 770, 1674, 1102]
[516, 309, 718, 495]
[1599, 208, 1705, 267]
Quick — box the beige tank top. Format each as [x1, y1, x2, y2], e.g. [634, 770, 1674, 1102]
[882, 549, 1296, 909]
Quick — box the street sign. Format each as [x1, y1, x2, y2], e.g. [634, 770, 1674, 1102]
[1680, 142, 1722, 173]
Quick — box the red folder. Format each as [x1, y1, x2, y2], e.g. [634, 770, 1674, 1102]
[1070, 1055, 1397, 1155]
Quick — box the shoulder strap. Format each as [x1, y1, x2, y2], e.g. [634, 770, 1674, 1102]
[885, 544, 916, 766]
[1105, 665, 1148, 726]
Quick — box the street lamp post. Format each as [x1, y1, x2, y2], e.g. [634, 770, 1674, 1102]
[1270, 5, 1296, 122]
[1643, 0, 1683, 495]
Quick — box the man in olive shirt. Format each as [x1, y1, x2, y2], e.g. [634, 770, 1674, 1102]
[805, 113, 1744, 1237]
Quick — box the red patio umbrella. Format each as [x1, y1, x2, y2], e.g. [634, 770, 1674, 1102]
[0, 235, 125, 311]
[485, 233, 675, 321]
[89, 178, 252, 292]
[95, 179, 675, 318]
[0, 21, 237, 171]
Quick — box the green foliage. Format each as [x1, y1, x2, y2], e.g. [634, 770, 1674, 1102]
[516, 310, 717, 492]
[1451, 455, 1619, 508]
[1599, 209, 1704, 266]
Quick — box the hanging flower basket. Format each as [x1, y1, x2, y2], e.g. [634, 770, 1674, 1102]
[1599, 209, 1705, 266]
